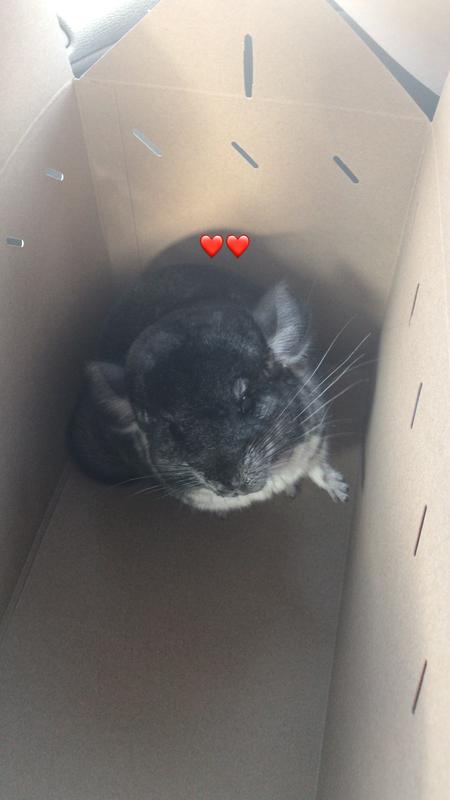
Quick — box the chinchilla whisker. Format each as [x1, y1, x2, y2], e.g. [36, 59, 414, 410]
[132, 486, 174, 497]
[161, 462, 191, 469]
[333, 357, 378, 381]
[341, 357, 378, 371]
[266, 419, 326, 462]
[170, 475, 202, 486]
[318, 416, 355, 430]
[302, 420, 327, 437]
[132, 479, 199, 497]
[255, 319, 357, 445]
[307, 338, 369, 398]
[300, 315, 361, 394]
[321, 431, 356, 440]
[159, 472, 193, 481]
[298, 379, 368, 428]
[112, 474, 157, 487]
[298, 330, 372, 415]
[310, 356, 377, 402]
[301, 412, 356, 439]
[158, 469, 197, 480]
[259, 351, 363, 451]
[273, 428, 356, 462]
[283, 320, 367, 425]
[131, 484, 169, 497]
[254, 329, 370, 453]
[293, 352, 367, 425]
[161, 476, 195, 485]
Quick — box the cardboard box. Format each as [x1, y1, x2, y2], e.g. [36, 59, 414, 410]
[0, 1, 448, 797]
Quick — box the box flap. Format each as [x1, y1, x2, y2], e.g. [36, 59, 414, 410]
[76, 0, 427, 364]
[85, 0, 425, 117]
[0, 0, 72, 173]
[337, 0, 450, 95]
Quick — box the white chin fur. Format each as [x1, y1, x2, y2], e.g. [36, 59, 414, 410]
[184, 434, 322, 513]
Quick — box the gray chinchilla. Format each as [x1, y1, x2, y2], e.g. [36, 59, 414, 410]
[68, 264, 349, 512]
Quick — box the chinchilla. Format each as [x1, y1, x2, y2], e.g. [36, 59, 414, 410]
[68, 264, 349, 512]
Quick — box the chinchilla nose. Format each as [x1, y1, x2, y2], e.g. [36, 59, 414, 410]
[217, 464, 245, 494]
[221, 469, 265, 495]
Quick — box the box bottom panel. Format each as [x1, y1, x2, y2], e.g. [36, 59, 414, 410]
[0, 444, 358, 800]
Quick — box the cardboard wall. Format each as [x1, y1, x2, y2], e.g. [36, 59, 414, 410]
[317, 78, 450, 800]
[337, 0, 450, 95]
[76, 0, 426, 359]
[0, 2, 111, 618]
[0, 1, 448, 797]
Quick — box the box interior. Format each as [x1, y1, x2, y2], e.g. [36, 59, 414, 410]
[0, 2, 448, 798]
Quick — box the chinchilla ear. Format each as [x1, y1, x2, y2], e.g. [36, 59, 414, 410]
[253, 282, 310, 366]
[86, 361, 134, 424]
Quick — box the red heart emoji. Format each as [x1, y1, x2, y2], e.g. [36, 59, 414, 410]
[200, 234, 223, 257]
[226, 234, 250, 257]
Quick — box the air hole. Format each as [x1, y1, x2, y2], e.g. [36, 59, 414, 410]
[46, 168, 64, 181]
[410, 382, 423, 429]
[132, 129, 162, 157]
[413, 505, 427, 557]
[6, 237, 24, 247]
[231, 141, 259, 168]
[412, 660, 427, 714]
[243, 34, 253, 98]
[333, 155, 359, 184]
[409, 283, 420, 325]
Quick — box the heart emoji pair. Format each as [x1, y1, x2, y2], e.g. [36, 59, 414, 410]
[200, 234, 250, 258]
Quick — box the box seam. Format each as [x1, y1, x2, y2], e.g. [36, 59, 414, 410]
[311, 477, 364, 800]
[0, 80, 73, 179]
[73, 79, 119, 279]
[0, 463, 72, 647]
[380, 126, 429, 334]
[79, 77, 427, 121]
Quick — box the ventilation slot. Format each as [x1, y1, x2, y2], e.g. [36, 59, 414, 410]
[46, 168, 64, 181]
[333, 155, 359, 183]
[243, 34, 253, 98]
[231, 141, 259, 168]
[409, 283, 420, 324]
[132, 129, 162, 157]
[413, 505, 427, 557]
[412, 660, 427, 714]
[6, 237, 24, 247]
[410, 382, 423, 429]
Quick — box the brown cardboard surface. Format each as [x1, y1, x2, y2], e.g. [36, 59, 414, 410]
[0, 446, 358, 800]
[0, 0, 72, 173]
[338, 0, 450, 94]
[433, 78, 450, 319]
[85, 0, 424, 119]
[77, 80, 425, 341]
[317, 85, 450, 800]
[75, 79, 141, 279]
[0, 1, 449, 799]
[76, 0, 427, 323]
[0, 85, 111, 617]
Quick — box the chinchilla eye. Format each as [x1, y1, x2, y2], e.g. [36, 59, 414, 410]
[233, 378, 254, 414]
[233, 377, 249, 400]
[239, 393, 254, 414]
